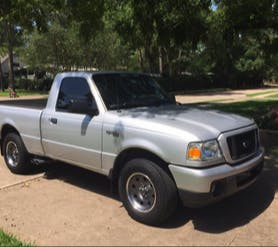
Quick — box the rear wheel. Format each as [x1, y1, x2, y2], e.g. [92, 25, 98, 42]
[119, 158, 178, 225]
[2, 133, 31, 174]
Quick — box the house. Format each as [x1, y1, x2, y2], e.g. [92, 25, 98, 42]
[0, 54, 25, 77]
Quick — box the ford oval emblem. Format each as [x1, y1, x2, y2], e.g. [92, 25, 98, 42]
[242, 141, 249, 149]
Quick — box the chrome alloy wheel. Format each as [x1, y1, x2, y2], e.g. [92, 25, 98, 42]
[6, 141, 19, 167]
[126, 172, 157, 213]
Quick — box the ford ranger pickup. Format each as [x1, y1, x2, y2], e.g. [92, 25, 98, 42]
[0, 72, 264, 225]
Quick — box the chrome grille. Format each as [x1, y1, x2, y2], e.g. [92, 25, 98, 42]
[218, 126, 260, 165]
[227, 129, 258, 160]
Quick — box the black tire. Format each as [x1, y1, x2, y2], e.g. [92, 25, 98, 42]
[119, 158, 178, 225]
[2, 133, 31, 174]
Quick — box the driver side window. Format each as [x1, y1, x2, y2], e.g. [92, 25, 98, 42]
[56, 77, 96, 113]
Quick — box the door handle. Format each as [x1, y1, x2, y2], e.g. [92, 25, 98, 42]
[50, 118, 58, 124]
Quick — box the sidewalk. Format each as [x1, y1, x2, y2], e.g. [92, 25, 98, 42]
[176, 88, 278, 104]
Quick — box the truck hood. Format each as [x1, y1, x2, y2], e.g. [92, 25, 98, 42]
[113, 105, 254, 141]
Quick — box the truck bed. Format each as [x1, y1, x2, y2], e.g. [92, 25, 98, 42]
[0, 98, 46, 157]
[0, 98, 48, 110]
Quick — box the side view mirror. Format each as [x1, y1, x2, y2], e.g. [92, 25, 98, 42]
[69, 98, 99, 116]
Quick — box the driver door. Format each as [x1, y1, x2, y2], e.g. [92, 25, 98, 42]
[42, 77, 102, 170]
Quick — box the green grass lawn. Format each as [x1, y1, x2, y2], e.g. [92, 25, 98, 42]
[0, 229, 30, 246]
[193, 99, 278, 119]
[0, 90, 48, 97]
[246, 90, 277, 97]
[267, 93, 278, 99]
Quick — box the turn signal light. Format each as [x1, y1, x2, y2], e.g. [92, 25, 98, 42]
[188, 146, 201, 160]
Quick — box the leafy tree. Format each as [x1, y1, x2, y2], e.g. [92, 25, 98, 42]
[66, 0, 105, 40]
[204, 0, 278, 87]
[110, 0, 210, 75]
[21, 22, 79, 72]
[21, 2, 129, 74]
[0, 0, 104, 90]
[0, 0, 60, 89]
[4, 0, 278, 90]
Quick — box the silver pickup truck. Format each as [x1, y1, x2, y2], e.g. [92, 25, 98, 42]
[0, 72, 264, 225]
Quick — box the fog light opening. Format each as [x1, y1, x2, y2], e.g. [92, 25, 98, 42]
[211, 179, 227, 197]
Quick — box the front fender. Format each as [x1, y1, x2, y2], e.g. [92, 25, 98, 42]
[119, 138, 168, 163]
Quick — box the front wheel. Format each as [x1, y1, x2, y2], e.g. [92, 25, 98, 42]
[119, 158, 178, 225]
[2, 133, 31, 174]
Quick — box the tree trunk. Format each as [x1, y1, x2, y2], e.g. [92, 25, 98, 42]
[169, 63, 173, 76]
[144, 45, 151, 73]
[0, 59, 4, 91]
[158, 46, 163, 75]
[144, 39, 156, 73]
[163, 47, 170, 76]
[5, 21, 15, 90]
[177, 49, 182, 75]
[138, 48, 145, 72]
[8, 40, 15, 90]
[0, 8, 4, 91]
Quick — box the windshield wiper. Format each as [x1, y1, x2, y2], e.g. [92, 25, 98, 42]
[109, 99, 175, 110]
[143, 99, 175, 107]
[109, 102, 143, 110]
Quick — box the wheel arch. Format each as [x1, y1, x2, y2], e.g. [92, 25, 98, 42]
[110, 147, 174, 188]
[0, 124, 20, 155]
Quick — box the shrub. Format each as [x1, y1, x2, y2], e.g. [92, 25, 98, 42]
[14, 77, 53, 91]
[255, 109, 278, 130]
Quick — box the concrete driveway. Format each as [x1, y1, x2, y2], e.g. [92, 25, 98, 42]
[0, 148, 277, 246]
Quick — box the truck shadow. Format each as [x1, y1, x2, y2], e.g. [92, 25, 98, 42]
[38, 148, 277, 233]
[42, 161, 118, 200]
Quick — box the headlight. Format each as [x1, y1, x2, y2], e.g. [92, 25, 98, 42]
[187, 140, 222, 161]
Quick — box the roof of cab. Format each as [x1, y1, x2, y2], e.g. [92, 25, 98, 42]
[58, 71, 153, 77]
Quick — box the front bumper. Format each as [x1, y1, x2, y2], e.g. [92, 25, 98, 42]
[169, 148, 264, 207]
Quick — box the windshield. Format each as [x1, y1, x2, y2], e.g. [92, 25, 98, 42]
[93, 73, 174, 110]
